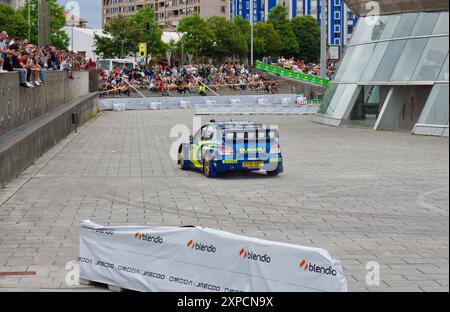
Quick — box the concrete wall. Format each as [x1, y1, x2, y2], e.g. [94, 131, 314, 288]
[0, 71, 98, 187]
[0, 71, 90, 137]
[89, 70, 99, 93]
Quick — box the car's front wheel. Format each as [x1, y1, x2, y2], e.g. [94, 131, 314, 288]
[178, 146, 189, 170]
[203, 155, 217, 178]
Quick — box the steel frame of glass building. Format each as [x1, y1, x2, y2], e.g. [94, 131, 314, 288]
[315, 1, 449, 137]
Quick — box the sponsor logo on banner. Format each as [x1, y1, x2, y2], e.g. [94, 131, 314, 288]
[79, 220, 347, 292]
[134, 232, 163, 244]
[239, 248, 271, 263]
[78, 257, 93, 264]
[95, 229, 114, 236]
[186, 240, 217, 253]
[299, 259, 308, 271]
[299, 259, 337, 276]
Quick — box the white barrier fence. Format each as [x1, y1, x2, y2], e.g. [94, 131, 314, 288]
[98, 94, 320, 115]
[149, 102, 162, 110]
[79, 220, 347, 292]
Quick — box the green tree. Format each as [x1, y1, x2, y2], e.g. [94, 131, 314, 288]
[163, 39, 180, 65]
[232, 16, 250, 37]
[253, 22, 283, 59]
[177, 13, 213, 63]
[18, 0, 69, 49]
[292, 16, 321, 63]
[232, 16, 250, 60]
[207, 16, 248, 62]
[0, 4, 28, 39]
[128, 6, 164, 55]
[94, 6, 163, 59]
[93, 16, 130, 58]
[267, 5, 299, 57]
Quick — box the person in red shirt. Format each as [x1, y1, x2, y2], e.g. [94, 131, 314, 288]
[87, 58, 93, 70]
[113, 66, 120, 78]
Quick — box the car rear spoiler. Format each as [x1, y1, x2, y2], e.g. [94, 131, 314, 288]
[223, 127, 279, 141]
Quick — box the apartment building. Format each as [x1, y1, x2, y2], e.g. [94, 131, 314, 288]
[0, 0, 20, 8]
[298, 0, 358, 48]
[102, 0, 229, 30]
[230, 0, 358, 48]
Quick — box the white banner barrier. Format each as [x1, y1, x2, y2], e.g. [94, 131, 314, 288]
[98, 94, 320, 115]
[149, 102, 161, 110]
[79, 220, 347, 292]
[112, 103, 126, 111]
[180, 100, 192, 109]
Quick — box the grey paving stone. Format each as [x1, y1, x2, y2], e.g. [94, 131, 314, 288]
[0, 110, 448, 291]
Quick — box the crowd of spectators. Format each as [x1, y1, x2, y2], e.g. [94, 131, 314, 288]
[1, 29, 338, 93]
[261, 56, 337, 79]
[98, 63, 279, 97]
[0, 31, 92, 88]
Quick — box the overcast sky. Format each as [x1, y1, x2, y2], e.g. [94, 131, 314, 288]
[57, 0, 102, 29]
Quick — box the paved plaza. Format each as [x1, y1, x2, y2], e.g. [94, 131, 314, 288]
[0, 109, 448, 292]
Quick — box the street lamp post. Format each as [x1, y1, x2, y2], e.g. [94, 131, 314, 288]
[250, 0, 254, 67]
[320, 0, 327, 79]
[173, 27, 184, 66]
[71, 16, 75, 52]
[180, 35, 184, 66]
[28, 0, 31, 41]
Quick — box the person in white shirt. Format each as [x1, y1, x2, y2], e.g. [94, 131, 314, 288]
[0, 31, 17, 72]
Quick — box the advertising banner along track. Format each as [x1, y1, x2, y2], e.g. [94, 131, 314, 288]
[255, 61, 330, 87]
[79, 220, 347, 292]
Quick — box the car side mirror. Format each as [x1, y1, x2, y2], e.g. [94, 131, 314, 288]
[189, 135, 193, 144]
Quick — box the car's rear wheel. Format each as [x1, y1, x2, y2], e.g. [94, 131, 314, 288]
[266, 170, 280, 176]
[267, 165, 282, 176]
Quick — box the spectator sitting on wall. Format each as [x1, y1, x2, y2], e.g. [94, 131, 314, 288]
[1, 30, 91, 89]
[50, 47, 60, 70]
[60, 57, 74, 79]
[18, 39, 46, 86]
[4, 39, 34, 88]
[0, 31, 16, 73]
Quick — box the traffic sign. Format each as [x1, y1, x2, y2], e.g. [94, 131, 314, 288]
[139, 43, 147, 58]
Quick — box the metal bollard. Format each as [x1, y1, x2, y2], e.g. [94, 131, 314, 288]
[72, 113, 80, 133]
